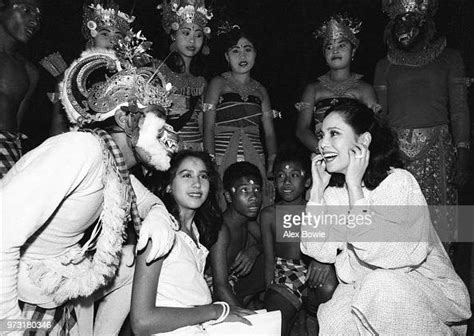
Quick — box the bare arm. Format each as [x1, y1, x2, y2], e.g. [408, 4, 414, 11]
[131, 240, 220, 335]
[203, 77, 223, 155]
[360, 82, 380, 112]
[17, 62, 38, 128]
[209, 225, 242, 306]
[373, 58, 388, 117]
[260, 86, 277, 174]
[296, 84, 319, 153]
[260, 206, 276, 287]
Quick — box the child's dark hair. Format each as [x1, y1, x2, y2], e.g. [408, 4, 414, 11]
[221, 26, 258, 53]
[223, 161, 262, 192]
[273, 150, 311, 177]
[324, 100, 404, 190]
[149, 150, 222, 248]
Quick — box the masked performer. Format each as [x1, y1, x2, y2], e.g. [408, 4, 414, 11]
[296, 14, 379, 154]
[374, 0, 470, 244]
[0, 32, 180, 335]
[0, 0, 41, 178]
[46, 0, 136, 135]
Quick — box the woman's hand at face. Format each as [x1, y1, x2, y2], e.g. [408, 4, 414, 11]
[345, 143, 370, 188]
[309, 154, 331, 202]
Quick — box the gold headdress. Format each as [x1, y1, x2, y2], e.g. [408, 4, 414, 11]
[157, 0, 213, 36]
[314, 14, 362, 48]
[82, 1, 135, 39]
[60, 30, 173, 127]
[381, 0, 438, 19]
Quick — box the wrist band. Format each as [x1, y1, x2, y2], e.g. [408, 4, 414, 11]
[202, 301, 230, 327]
[456, 142, 471, 150]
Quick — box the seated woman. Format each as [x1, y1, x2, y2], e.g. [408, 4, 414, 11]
[296, 14, 379, 154]
[301, 100, 471, 334]
[131, 150, 281, 335]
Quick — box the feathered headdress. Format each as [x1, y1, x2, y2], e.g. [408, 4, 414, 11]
[82, 1, 135, 39]
[314, 14, 362, 48]
[381, 0, 438, 19]
[157, 0, 213, 37]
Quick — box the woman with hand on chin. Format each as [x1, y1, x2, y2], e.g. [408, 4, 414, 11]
[301, 100, 471, 335]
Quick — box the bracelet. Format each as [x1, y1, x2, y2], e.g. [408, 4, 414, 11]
[456, 142, 471, 150]
[202, 301, 230, 327]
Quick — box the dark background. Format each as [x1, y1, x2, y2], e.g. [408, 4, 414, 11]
[24, 0, 474, 149]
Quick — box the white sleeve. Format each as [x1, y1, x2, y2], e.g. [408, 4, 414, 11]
[0, 133, 102, 320]
[348, 170, 431, 269]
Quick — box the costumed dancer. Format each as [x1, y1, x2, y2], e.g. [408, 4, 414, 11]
[0, 32, 180, 335]
[374, 0, 470, 245]
[296, 14, 379, 154]
[0, 0, 41, 178]
[301, 99, 471, 335]
[155, 0, 213, 151]
[203, 24, 278, 207]
[45, 0, 136, 135]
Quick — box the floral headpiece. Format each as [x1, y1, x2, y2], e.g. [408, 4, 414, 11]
[314, 14, 362, 48]
[82, 2, 135, 39]
[216, 20, 240, 37]
[381, 0, 438, 19]
[60, 30, 173, 127]
[157, 0, 213, 37]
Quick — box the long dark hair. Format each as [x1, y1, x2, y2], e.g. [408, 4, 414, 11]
[149, 150, 222, 248]
[324, 100, 404, 190]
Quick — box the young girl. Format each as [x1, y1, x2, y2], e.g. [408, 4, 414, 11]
[156, 0, 212, 151]
[131, 151, 264, 335]
[301, 100, 471, 334]
[203, 26, 277, 206]
[296, 14, 379, 154]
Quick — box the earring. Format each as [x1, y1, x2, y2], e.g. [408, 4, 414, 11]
[201, 45, 210, 55]
[170, 41, 177, 52]
[166, 186, 172, 193]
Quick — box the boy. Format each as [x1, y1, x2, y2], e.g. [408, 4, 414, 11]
[208, 162, 266, 307]
[260, 150, 337, 335]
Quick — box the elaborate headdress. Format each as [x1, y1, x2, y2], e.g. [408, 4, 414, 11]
[82, 1, 135, 39]
[157, 0, 213, 36]
[314, 14, 362, 48]
[381, 0, 438, 19]
[60, 30, 173, 127]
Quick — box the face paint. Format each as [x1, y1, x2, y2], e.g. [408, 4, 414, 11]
[135, 111, 175, 171]
[249, 179, 255, 185]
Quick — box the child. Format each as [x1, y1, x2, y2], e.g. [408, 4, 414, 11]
[208, 162, 266, 308]
[156, 0, 213, 151]
[296, 14, 379, 154]
[203, 26, 277, 206]
[131, 151, 253, 334]
[261, 150, 337, 336]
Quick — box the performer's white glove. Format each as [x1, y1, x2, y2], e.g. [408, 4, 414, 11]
[136, 205, 177, 263]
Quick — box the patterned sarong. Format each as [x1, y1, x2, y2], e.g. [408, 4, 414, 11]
[19, 301, 79, 335]
[272, 257, 307, 308]
[0, 131, 26, 178]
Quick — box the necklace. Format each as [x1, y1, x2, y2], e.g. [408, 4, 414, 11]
[160, 63, 206, 97]
[318, 72, 363, 97]
[387, 36, 446, 67]
[222, 72, 261, 101]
